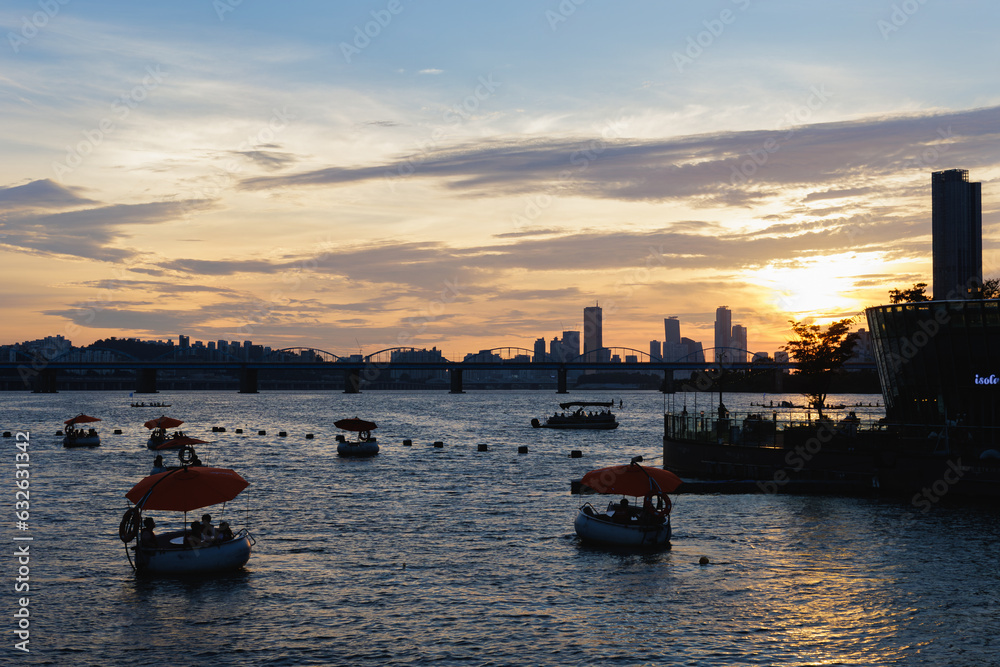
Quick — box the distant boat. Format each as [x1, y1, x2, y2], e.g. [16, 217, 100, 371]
[334, 417, 379, 457]
[63, 414, 101, 447]
[531, 401, 619, 430]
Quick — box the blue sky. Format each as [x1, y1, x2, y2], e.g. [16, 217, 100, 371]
[2, 0, 999, 357]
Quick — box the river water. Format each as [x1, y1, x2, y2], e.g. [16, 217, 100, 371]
[2, 390, 999, 666]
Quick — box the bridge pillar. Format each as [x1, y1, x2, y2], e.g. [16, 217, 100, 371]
[449, 368, 465, 394]
[774, 368, 783, 393]
[239, 367, 258, 393]
[556, 368, 568, 394]
[31, 368, 58, 393]
[344, 369, 361, 393]
[660, 370, 675, 393]
[135, 369, 158, 394]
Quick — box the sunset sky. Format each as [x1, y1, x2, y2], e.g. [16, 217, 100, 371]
[2, 0, 999, 360]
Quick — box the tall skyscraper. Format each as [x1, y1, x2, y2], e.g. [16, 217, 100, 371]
[714, 306, 732, 362]
[583, 304, 603, 358]
[932, 169, 982, 299]
[664, 317, 680, 345]
[731, 325, 747, 363]
[649, 340, 662, 359]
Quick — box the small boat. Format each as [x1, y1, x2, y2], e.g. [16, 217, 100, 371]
[573, 457, 680, 547]
[532, 401, 619, 429]
[143, 416, 203, 450]
[63, 414, 101, 447]
[120, 464, 255, 575]
[334, 417, 379, 457]
[131, 402, 171, 408]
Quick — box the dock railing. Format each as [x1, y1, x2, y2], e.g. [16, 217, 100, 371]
[664, 410, 881, 448]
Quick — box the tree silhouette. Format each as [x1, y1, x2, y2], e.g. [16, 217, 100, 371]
[783, 318, 860, 419]
[888, 283, 929, 304]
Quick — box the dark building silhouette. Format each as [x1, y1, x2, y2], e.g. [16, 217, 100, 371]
[932, 169, 981, 299]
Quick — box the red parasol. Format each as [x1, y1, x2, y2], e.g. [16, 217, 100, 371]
[334, 418, 378, 432]
[144, 415, 184, 430]
[151, 435, 209, 451]
[126, 466, 248, 512]
[64, 414, 101, 425]
[580, 462, 682, 497]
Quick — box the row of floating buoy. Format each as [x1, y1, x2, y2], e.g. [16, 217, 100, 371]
[22, 428, 567, 456]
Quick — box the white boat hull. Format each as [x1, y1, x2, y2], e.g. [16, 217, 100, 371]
[574, 506, 671, 547]
[136, 530, 253, 574]
[337, 441, 379, 457]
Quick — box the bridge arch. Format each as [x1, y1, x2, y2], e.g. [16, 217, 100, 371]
[364, 347, 454, 365]
[697, 346, 768, 364]
[568, 346, 664, 364]
[464, 347, 537, 361]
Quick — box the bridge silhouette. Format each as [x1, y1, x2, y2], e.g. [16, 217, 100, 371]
[2, 345, 872, 394]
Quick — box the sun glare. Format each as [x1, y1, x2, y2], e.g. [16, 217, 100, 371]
[752, 255, 873, 321]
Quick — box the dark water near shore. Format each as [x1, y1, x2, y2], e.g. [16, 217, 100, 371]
[2, 390, 999, 666]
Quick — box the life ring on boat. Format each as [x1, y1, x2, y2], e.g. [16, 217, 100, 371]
[358, 430, 371, 442]
[178, 445, 196, 464]
[119, 507, 140, 543]
[657, 494, 672, 516]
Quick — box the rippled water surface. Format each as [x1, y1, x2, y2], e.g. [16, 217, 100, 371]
[4, 390, 1000, 666]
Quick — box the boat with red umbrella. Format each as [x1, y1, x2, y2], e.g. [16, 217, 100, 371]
[120, 464, 255, 574]
[62, 414, 101, 447]
[574, 457, 681, 547]
[334, 417, 379, 457]
[143, 415, 186, 449]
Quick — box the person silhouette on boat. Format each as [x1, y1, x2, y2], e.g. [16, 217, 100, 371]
[139, 517, 157, 548]
[217, 521, 234, 542]
[185, 521, 204, 548]
[153, 454, 164, 468]
[613, 498, 631, 523]
[200, 514, 217, 541]
[641, 495, 667, 525]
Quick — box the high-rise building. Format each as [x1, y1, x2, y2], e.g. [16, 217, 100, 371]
[583, 304, 603, 359]
[649, 340, 662, 359]
[562, 331, 580, 359]
[932, 169, 982, 299]
[533, 337, 546, 362]
[731, 325, 747, 363]
[681, 338, 705, 363]
[664, 317, 680, 345]
[714, 306, 732, 362]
